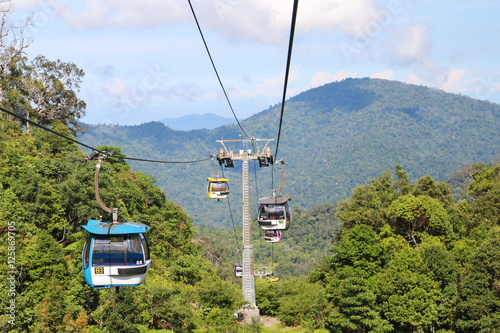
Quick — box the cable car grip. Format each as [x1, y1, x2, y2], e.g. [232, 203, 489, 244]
[93, 154, 118, 223]
[273, 159, 287, 196]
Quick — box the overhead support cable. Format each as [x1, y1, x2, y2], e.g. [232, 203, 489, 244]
[221, 165, 240, 250]
[251, 141, 260, 203]
[0, 105, 211, 164]
[187, 0, 249, 138]
[275, 0, 299, 160]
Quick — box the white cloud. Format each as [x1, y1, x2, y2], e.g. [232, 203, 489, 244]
[311, 71, 336, 87]
[11, 0, 41, 10]
[388, 23, 431, 64]
[103, 78, 129, 98]
[297, 0, 380, 35]
[331, 70, 358, 82]
[371, 70, 393, 80]
[23, 0, 387, 45]
[310, 70, 357, 87]
[405, 72, 422, 85]
[167, 81, 204, 100]
[56, 0, 188, 29]
[434, 68, 467, 92]
[406, 68, 477, 96]
[231, 67, 299, 97]
[195, 1, 288, 44]
[200, 0, 383, 44]
[253, 74, 285, 96]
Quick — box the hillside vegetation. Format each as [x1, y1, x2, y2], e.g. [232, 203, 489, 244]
[2, 107, 500, 332]
[79, 78, 500, 228]
[0, 117, 255, 332]
[251, 162, 500, 332]
[3, 11, 500, 332]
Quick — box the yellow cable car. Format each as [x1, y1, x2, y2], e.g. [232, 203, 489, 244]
[207, 177, 229, 200]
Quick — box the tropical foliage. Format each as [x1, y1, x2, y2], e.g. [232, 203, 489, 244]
[0, 116, 253, 332]
[2, 11, 500, 332]
[303, 163, 500, 332]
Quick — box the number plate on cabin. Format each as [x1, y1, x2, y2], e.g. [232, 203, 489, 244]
[95, 267, 104, 274]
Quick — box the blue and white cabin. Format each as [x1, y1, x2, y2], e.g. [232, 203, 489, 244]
[82, 220, 151, 289]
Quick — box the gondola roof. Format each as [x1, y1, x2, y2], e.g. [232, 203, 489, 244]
[258, 195, 291, 205]
[207, 177, 228, 182]
[82, 219, 150, 235]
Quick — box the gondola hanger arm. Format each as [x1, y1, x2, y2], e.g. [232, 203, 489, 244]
[273, 159, 287, 196]
[210, 156, 219, 177]
[88, 151, 118, 223]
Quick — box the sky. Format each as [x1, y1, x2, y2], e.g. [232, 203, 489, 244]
[8, 0, 500, 125]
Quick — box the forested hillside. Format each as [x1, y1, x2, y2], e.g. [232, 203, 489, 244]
[79, 78, 500, 228]
[2, 10, 500, 332]
[197, 202, 340, 280]
[249, 163, 500, 332]
[2, 112, 500, 332]
[0, 117, 259, 332]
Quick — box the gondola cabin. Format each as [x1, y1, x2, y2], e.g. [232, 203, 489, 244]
[82, 220, 151, 289]
[207, 177, 229, 200]
[234, 263, 243, 277]
[264, 230, 282, 243]
[257, 195, 291, 231]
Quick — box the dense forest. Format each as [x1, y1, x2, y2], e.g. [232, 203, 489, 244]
[197, 161, 500, 332]
[0, 117, 252, 332]
[2, 112, 499, 332]
[306, 162, 500, 332]
[2, 10, 500, 333]
[79, 78, 500, 228]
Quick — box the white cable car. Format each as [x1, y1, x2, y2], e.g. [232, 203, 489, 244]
[234, 263, 243, 278]
[82, 220, 151, 289]
[207, 177, 229, 200]
[257, 195, 291, 231]
[264, 230, 282, 243]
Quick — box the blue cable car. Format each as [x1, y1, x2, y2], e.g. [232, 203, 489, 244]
[82, 219, 151, 289]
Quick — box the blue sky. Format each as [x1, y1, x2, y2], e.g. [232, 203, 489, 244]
[11, 0, 500, 125]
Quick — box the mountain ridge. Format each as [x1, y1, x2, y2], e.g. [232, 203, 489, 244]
[160, 113, 237, 131]
[79, 78, 500, 227]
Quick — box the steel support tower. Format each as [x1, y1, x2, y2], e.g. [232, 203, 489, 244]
[216, 138, 273, 322]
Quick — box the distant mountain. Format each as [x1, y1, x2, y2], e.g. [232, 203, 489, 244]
[160, 113, 237, 130]
[79, 78, 500, 228]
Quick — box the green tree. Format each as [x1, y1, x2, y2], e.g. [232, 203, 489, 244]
[198, 276, 244, 310]
[456, 227, 500, 332]
[277, 278, 327, 329]
[139, 278, 197, 332]
[3, 55, 86, 134]
[467, 163, 500, 228]
[336, 184, 386, 231]
[388, 195, 452, 247]
[377, 236, 440, 332]
[323, 225, 389, 332]
[418, 238, 459, 331]
[413, 176, 454, 208]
